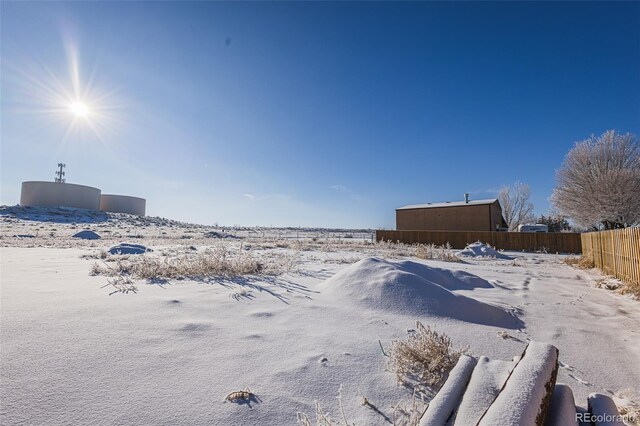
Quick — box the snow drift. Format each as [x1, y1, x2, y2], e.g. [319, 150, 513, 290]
[457, 242, 514, 260]
[72, 230, 101, 240]
[321, 257, 521, 328]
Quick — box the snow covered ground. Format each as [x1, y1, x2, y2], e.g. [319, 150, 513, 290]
[1, 206, 639, 425]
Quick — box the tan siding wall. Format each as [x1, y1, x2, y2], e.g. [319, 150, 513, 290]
[490, 202, 504, 231]
[397, 204, 493, 231]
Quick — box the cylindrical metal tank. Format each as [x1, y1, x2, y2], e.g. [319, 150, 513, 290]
[20, 181, 101, 210]
[100, 194, 146, 216]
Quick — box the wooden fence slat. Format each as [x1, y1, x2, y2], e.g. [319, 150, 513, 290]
[581, 228, 640, 288]
[375, 230, 582, 254]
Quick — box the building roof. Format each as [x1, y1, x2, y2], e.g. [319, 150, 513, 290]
[396, 198, 499, 211]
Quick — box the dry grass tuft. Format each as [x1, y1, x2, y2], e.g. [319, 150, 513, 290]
[81, 249, 108, 260]
[564, 255, 595, 269]
[323, 256, 363, 265]
[566, 257, 640, 298]
[594, 278, 622, 291]
[389, 321, 466, 389]
[296, 402, 338, 426]
[366, 240, 460, 262]
[91, 242, 266, 280]
[618, 283, 640, 299]
[230, 288, 253, 301]
[265, 250, 301, 274]
[296, 385, 351, 426]
[390, 389, 426, 426]
[509, 258, 525, 267]
[102, 276, 138, 295]
[296, 386, 425, 426]
[414, 243, 460, 263]
[614, 388, 640, 425]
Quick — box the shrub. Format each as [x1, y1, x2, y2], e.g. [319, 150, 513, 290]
[389, 321, 466, 389]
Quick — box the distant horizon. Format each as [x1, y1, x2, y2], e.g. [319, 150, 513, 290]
[2, 2, 639, 228]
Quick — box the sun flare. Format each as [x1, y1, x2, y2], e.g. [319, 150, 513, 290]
[69, 101, 90, 118]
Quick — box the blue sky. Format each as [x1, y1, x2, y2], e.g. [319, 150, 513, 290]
[2, 2, 639, 228]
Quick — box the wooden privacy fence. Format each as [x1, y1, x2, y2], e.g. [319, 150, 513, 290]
[376, 230, 583, 254]
[581, 227, 640, 287]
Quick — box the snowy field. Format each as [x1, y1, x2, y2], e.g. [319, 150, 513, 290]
[1, 206, 639, 425]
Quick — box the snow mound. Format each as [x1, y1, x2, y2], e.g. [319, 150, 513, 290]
[457, 242, 514, 260]
[72, 230, 101, 240]
[108, 243, 152, 255]
[321, 257, 521, 328]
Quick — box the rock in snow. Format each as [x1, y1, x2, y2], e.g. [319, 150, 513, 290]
[204, 231, 240, 239]
[72, 230, 101, 240]
[321, 257, 522, 328]
[108, 243, 151, 255]
[457, 242, 514, 260]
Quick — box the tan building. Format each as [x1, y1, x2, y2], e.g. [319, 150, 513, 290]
[396, 198, 507, 231]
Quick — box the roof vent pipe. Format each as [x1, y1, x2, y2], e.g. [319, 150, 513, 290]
[464, 193, 470, 203]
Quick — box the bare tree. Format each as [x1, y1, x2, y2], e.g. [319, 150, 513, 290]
[499, 181, 536, 231]
[551, 130, 640, 230]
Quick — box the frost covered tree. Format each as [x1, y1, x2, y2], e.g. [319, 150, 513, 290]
[499, 181, 536, 231]
[551, 130, 640, 230]
[537, 214, 571, 232]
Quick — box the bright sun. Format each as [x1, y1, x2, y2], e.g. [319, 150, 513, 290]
[69, 101, 89, 118]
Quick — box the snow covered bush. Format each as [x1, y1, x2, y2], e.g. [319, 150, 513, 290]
[389, 321, 466, 389]
[91, 242, 265, 280]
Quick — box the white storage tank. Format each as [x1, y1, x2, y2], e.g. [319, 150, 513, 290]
[518, 224, 549, 233]
[20, 181, 101, 211]
[100, 194, 146, 216]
